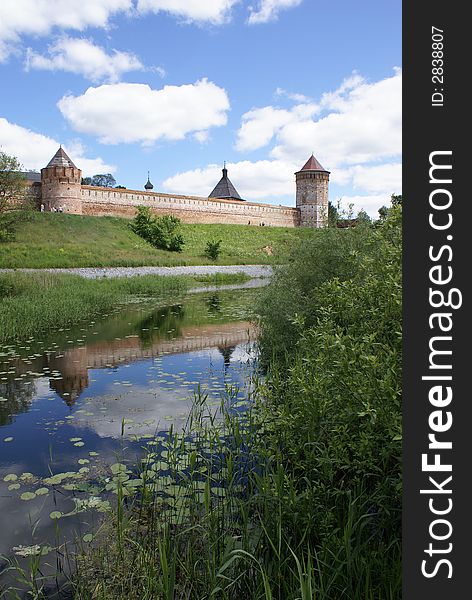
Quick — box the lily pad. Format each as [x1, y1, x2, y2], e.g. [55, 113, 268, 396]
[50, 511, 62, 520]
[3, 437, 13, 443]
[3, 474, 17, 482]
[20, 492, 36, 501]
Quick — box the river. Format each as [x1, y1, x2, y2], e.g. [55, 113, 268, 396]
[0, 284, 260, 595]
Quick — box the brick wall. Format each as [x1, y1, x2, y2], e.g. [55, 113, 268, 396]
[81, 186, 300, 227]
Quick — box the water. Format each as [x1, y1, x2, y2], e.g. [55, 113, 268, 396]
[0, 286, 259, 590]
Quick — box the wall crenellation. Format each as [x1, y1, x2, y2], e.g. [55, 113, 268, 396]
[35, 148, 329, 228]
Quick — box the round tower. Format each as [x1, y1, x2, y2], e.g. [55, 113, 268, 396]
[295, 154, 330, 227]
[41, 147, 82, 213]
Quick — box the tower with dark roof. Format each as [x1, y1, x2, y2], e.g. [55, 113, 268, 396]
[208, 163, 243, 201]
[144, 172, 154, 190]
[295, 154, 330, 227]
[41, 147, 82, 213]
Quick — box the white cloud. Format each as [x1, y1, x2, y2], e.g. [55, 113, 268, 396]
[338, 194, 396, 219]
[136, 0, 238, 24]
[236, 103, 319, 152]
[350, 163, 402, 194]
[248, 0, 303, 24]
[0, 117, 116, 175]
[58, 78, 230, 145]
[163, 159, 298, 201]
[0, 0, 132, 62]
[275, 87, 312, 103]
[269, 69, 402, 167]
[25, 37, 144, 83]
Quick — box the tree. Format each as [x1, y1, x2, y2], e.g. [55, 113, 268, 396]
[0, 152, 28, 213]
[130, 206, 185, 252]
[90, 173, 116, 188]
[328, 200, 340, 227]
[81, 176, 92, 185]
[391, 193, 402, 207]
[0, 152, 32, 242]
[205, 239, 222, 261]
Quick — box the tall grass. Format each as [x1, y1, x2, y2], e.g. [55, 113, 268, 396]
[0, 272, 191, 343]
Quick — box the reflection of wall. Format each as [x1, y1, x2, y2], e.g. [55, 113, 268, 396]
[7, 321, 256, 407]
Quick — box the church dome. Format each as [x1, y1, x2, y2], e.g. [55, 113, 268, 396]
[144, 172, 154, 190]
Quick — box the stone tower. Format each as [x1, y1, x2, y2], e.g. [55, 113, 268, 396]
[41, 147, 82, 213]
[295, 154, 330, 227]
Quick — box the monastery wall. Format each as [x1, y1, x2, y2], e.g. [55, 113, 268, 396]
[81, 186, 300, 227]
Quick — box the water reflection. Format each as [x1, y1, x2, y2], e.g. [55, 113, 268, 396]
[0, 287, 259, 579]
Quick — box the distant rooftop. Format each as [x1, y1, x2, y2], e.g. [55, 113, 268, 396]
[21, 171, 41, 183]
[208, 165, 243, 201]
[46, 147, 77, 169]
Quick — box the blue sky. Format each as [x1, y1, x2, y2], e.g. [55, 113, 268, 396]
[0, 0, 401, 217]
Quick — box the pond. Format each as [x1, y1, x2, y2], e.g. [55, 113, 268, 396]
[0, 285, 260, 594]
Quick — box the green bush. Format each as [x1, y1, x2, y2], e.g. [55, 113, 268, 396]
[204, 239, 222, 261]
[254, 205, 402, 597]
[130, 207, 185, 252]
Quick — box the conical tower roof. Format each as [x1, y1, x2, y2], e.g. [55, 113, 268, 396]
[46, 146, 77, 169]
[208, 164, 243, 201]
[297, 154, 329, 173]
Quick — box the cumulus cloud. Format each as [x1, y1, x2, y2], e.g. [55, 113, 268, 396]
[248, 0, 303, 24]
[0, 117, 116, 175]
[236, 103, 319, 152]
[58, 79, 230, 145]
[163, 159, 298, 201]
[235, 70, 400, 167]
[269, 69, 402, 167]
[136, 0, 238, 25]
[25, 37, 144, 83]
[0, 0, 132, 62]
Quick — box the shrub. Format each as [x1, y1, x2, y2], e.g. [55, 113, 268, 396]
[254, 205, 402, 596]
[204, 239, 222, 261]
[130, 207, 185, 252]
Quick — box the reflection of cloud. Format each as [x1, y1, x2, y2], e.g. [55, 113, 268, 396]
[73, 385, 193, 439]
[72, 344, 255, 439]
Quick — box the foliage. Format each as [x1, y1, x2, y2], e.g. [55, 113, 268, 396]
[257, 220, 378, 360]
[328, 199, 340, 227]
[255, 204, 402, 597]
[0, 152, 33, 242]
[0, 272, 190, 343]
[130, 206, 185, 252]
[204, 239, 222, 261]
[90, 173, 116, 188]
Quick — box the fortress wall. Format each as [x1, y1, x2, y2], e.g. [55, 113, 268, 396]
[81, 186, 300, 227]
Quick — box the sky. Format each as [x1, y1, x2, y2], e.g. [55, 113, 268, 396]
[0, 0, 401, 217]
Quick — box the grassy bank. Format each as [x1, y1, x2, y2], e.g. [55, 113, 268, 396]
[64, 208, 402, 599]
[0, 212, 311, 268]
[0, 271, 250, 343]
